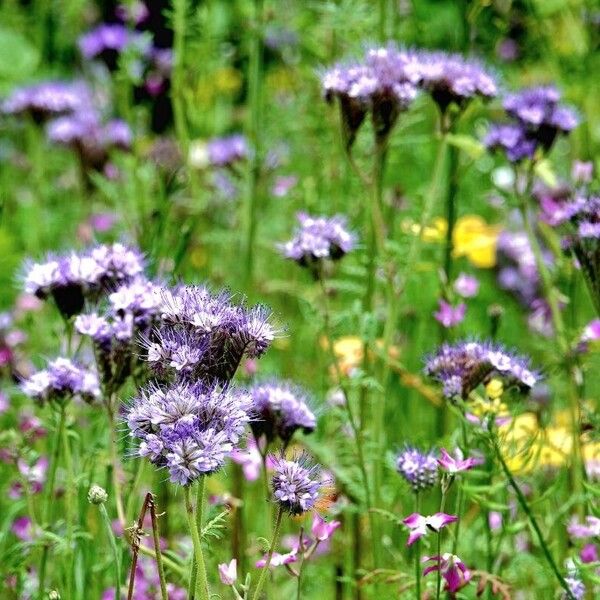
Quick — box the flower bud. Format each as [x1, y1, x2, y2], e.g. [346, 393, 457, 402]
[88, 484, 108, 505]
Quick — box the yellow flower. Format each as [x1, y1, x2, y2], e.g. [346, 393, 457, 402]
[452, 215, 502, 269]
[401, 217, 447, 242]
[214, 67, 242, 94]
[485, 379, 504, 400]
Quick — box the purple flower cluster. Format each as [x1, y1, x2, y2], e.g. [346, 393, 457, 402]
[79, 24, 150, 69]
[424, 340, 539, 399]
[322, 45, 496, 145]
[249, 380, 316, 444]
[486, 86, 578, 161]
[1, 81, 91, 122]
[21, 357, 100, 405]
[144, 286, 277, 385]
[396, 447, 438, 492]
[47, 112, 132, 171]
[126, 381, 253, 485]
[279, 212, 357, 269]
[207, 134, 249, 167]
[271, 453, 322, 515]
[23, 243, 145, 318]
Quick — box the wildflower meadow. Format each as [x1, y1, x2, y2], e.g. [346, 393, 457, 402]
[1, 1, 599, 598]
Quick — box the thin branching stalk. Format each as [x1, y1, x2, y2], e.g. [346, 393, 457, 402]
[251, 506, 284, 600]
[435, 485, 448, 600]
[150, 496, 169, 600]
[61, 404, 76, 599]
[492, 437, 575, 599]
[107, 394, 126, 527]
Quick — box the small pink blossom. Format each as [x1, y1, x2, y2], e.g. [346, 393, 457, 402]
[572, 160, 594, 184]
[271, 175, 297, 198]
[438, 448, 482, 474]
[488, 511, 503, 531]
[434, 300, 466, 328]
[256, 549, 298, 568]
[311, 514, 341, 542]
[12, 516, 35, 541]
[568, 516, 600, 539]
[453, 273, 479, 298]
[218, 559, 237, 585]
[580, 544, 598, 564]
[422, 553, 471, 593]
[230, 438, 262, 482]
[402, 513, 458, 546]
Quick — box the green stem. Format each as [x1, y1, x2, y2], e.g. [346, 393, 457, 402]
[442, 142, 459, 287]
[251, 507, 284, 600]
[150, 501, 169, 600]
[435, 488, 447, 600]
[414, 493, 421, 600]
[61, 405, 75, 599]
[171, 0, 189, 153]
[493, 439, 575, 599]
[107, 398, 126, 527]
[515, 168, 584, 514]
[138, 544, 186, 578]
[243, 0, 264, 286]
[183, 481, 209, 600]
[99, 503, 122, 600]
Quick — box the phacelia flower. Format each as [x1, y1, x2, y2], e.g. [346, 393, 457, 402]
[563, 575, 586, 600]
[207, 134, 249, 167]
[416, 50, 497, 113]
[434, 299, 466, 328]
[271, 453, 322, 515]
[485, 122, 537, 163]
[79, 24, 150, 69]
[396, 447, 438, 492]
[21, 358, 100, 405]
[424, 340, 539, 399]
[403, 512, 458, 545]
[321, 44, 419, 146]
[438, 448, 482, 473]
[217, 559, 237, 585]
[249, 380, 316, 444]
[279, 212, 357, 269]
[422, 553, 471, 594]
[2, 81, 91, 122]
[126, 381, 252, 485]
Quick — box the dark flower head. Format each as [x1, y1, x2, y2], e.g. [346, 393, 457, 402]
[279, 212, 357, 269]
[503, 86, 578, 150]
[424, 340, 539, 399]
[249, 380, 317, 444]
[21, 357, 100, 405]
[127, 381, 253, 485]
[416, 51, 497, 113]
[396, 447, 438, 492]
[271, 452, 322, 515]
[321, 44, 419, 146]
[2, 81, 91, 122]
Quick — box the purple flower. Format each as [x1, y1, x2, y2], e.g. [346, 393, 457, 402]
[311, 514, 341, 541]
[434, 299, 466, 328]
[581, 319, 600, 345]
[422, 553, 471, 593]
[218, 559, 237, 585]
[438, 448, 482, 473]
[424, 340, 539, 399]
[249, 380, 316, 444]
[2, 81, 91, 122]
[567, 515, 600, 539]
[416, 50, 497, 113]
[12, 516, 35, 541]
[402, 512, 458, 546]
[572, 160, 594, 184]
[270, 452, 322, 515]
[454, 273, 479, 298]
[79, 24, 150, 70]
[279, 212, 357, 268]
[256, 549, 298, 568]
[206, 134, 249, 167]
[271, 175, 298, 198]
[21, 358, 100, 405]
[580, 543, 598, 563]
[127, 381, 252, 485]
[396, 447, 438, 492]
[484, 122, 537, 162]
[563, 576, 586, 600]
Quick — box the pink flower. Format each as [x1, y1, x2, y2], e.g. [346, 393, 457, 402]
[12, 516, 35, 541]
[488, 511, 503, 531]
[271, 175, 297, 198]
[581, 319, 600, 343]
[580, 544, 598, 564]
[434, 300, 466, 328]
[230, 438, 262, 482]
[402, 513, 458, 546]
[19, 414, 46, 439]
[311, 514, 341, 542]
[256, 549, 298, 568]
[572, 160, 594, 184]
[438, 448, 482, 474]
[568, 516, 600, 539]
[218, 559, 237, 585]
[453, 273, 479, 298]
[422, 553, 471, 593]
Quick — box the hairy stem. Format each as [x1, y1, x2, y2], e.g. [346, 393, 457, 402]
[99, 503, 122, 600]
[251, 507, 284, 600]
[184, 481, 209, 600]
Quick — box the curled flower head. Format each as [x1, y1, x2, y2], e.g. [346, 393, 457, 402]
[422, 553, 471, 594]
[21, 357, 100, 405]
[249, 380, 316, 444]
[396, 447, 438, 492]
[2, 81, 91, 122]
[271, 452, 322, 515]
[279, 212, 357, 269]
[403, 512, 458, 546]
[126, 381, 252, 485]
[416, 50, 497, 113]
[424, 340, 539, 399]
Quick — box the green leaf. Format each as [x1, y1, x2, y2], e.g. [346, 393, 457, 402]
[445, 134, 486, 160]
[534, 159, 558, 187]
[0, 27, 39, 84]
